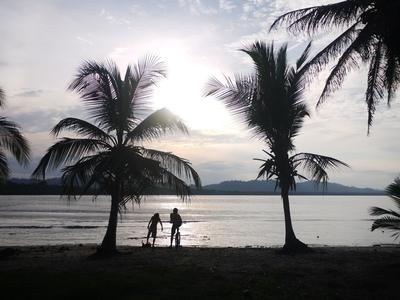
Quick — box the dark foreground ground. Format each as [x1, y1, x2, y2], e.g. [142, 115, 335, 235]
[0, 245, 399, 299]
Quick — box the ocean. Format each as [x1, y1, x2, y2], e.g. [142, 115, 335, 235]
[0, 195, 397, 247]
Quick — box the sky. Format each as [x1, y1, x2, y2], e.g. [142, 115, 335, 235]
[0, 0, 399, 189]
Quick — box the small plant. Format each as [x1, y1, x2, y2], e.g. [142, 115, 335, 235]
[370, 177, 400, 239]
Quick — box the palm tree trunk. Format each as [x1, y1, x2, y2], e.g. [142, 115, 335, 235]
[98, 188, 120, 255]
[280, 187, 310, 254]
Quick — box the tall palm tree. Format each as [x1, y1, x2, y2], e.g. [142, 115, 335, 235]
[370, 177, 400, 239]
[32, 58, 201, 254]
[206, 42, 348, 253]
[271, 1, 400, 132]
[0, 87, 30, 182]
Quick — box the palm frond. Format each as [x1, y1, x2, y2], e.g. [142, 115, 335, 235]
[369, 206, 400, 218]
[141, 148, 201, 188]
[128, 55, 166, 122]
[68, 60, 120, 130]
[386, 177, 400, 207]
[51, 117, 113, 143]
[0, 87, 4, 106]
[0, 117, 30, 165]
[205, 74, 254, 119]
[371, 216, 400, 233]
[160, 168, 193, 200]
[296, 41, 312, 70]
[365, 39, 385, 131]
[32, 138, 107, 180]
[0, 151, 9, 181]
[270, 1, 367, 34]
[254, 157, 277, 180]
[369, 178, 400, 238]
[317, 24, 375, 106]
[299, 22, 360, 83]
[125, 108, 188, 143]
[383, 47, 400, 105]
[292, 152, 349, 187]
[61, 153, 109, 198]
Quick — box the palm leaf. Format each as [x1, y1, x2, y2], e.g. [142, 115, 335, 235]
[317, 24, 376, 107]
[292, 152, 349, 187]
[127, 55, 166, 122]
[125, 108, 188, 143]
[0, 150, 9, 181]
[270, 1, 367, 34]
[299, 22, 360, 83]
[68, 60, 121, 130]
[141, 148, 201, 188]
[0, 117, 30, 165]
[51, 117, 113, 143]
[205, 74, 254, 119]
[365, 39, 385, 130]
[0, 87, 4, 106]
[32, 138, 107, 180]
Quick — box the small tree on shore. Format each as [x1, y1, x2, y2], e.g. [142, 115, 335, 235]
[206, 42, 348, 253]
[370, 177, 400, 239]
[0, 86, 30, 182]
[32, 58, 201, 255]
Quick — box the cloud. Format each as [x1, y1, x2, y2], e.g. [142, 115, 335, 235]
[131, 4, 148, 17]
[13, 89, 44, 97]
[219, 0, 236, 12]
[99, 8, 116, 23]
[76, 36, 93, 46]
[179, 0, 218, 15]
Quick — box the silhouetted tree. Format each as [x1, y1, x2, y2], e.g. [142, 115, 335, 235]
[0, 87, 30, 182]
[206, 42, 348, 253]
[271, 1, 400, 132]
[370, 177, 400, 239]
[32, 58, 201, 254]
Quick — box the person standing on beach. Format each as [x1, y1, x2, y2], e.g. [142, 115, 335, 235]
[146, 213, 163, 247]
[169, 208, 182, 247]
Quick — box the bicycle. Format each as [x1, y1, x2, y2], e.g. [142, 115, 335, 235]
[175, 228, 181, 249]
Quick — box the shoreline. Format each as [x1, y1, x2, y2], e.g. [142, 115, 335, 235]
[1, 244, 399, 299]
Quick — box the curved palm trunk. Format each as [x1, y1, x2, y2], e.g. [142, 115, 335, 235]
[98, 186, 120, 254]
[280, 186, 310, 254]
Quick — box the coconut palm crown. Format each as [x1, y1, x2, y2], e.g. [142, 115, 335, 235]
[32, 58, 201, 254]
[370, 177, 400, 239]
[206, 42, 349, 252]
[271, 0, 400, 132]
[0, 86, 30, 182]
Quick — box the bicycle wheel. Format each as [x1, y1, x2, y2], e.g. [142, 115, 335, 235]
[175, 231, 180, 248]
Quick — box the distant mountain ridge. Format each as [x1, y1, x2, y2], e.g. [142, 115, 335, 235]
[202, 180, 384, 195]
[4, 178, 384, 195]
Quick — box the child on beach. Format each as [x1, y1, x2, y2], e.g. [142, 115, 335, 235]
[146, 213, 163, 247]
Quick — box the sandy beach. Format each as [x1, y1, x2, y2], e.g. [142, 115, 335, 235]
[1, 244, 399, 299]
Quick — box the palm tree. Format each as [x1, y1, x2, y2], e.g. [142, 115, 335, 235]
[370, 177, 400, 239]
[271, 1, 400, 132]
[32, 58, 201, 255]
[206, 42, 348, 253]
[0, 87, 30, 182]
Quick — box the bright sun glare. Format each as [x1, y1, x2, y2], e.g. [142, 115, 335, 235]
[150, 43, 235, 133]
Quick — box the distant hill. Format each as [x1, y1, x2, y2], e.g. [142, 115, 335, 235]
[202, 180, 384, 195]
[1, 178, 384, 195]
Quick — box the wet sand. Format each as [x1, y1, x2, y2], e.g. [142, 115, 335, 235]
[0, 245, 399, 299]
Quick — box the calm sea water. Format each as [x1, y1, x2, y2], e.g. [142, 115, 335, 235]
[0, 195, 397, 247]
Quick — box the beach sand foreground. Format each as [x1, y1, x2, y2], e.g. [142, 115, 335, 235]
[0, 245, 399, 299]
